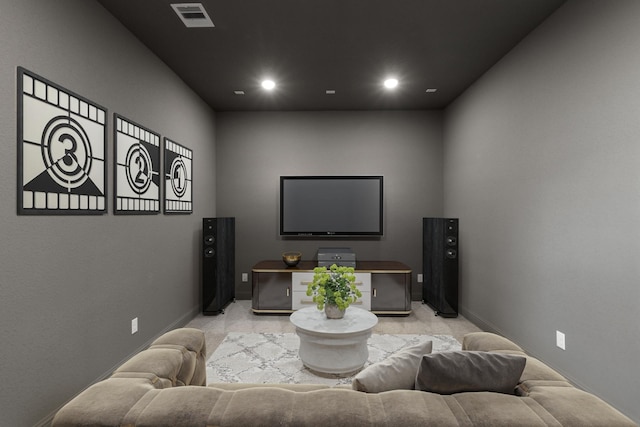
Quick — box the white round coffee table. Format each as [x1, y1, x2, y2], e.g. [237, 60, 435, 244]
[290, 306, 378, 375]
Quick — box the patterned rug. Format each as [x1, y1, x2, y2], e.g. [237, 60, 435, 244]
[206, 332, 461, 386]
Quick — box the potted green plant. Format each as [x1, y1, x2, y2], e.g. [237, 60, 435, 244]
[306, 264, 363, 318]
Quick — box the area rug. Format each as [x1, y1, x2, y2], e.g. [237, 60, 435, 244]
[206, 332, 461, 386]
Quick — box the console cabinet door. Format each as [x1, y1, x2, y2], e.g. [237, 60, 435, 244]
[371, 273, 411, 312]
[252, 272, 292, 311]
[292, 272, 372, 310]
[292, 272, 315, 310]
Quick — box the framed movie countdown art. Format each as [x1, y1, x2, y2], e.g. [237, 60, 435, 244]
[163, 138, 193, 214]
[114, 115, 161, 214]
[17, 67, 107, 215]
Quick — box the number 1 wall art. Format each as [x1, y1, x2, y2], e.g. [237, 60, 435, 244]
[114, 114, 161, 214]
[17, 67, 107, 215]
[163, 138, 193, 214]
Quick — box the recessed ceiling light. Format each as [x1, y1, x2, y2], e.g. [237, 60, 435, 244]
[326, 90, 336, 95]
[384, 78, 398, 89]
[234, 90, 245, 95]
[425, 88, 438, 93]
[261, 80, 275, 90]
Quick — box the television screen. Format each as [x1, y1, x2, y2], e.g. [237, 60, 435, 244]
[280, 176, 383, 237]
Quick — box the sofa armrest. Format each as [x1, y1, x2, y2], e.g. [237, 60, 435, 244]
[462, 332, 524, 352]
[150, 327, 206, 355]
[114, 328, 206, 387]
[462, 332, 569, 386]
[115, 347, 193, 387]
[150, 328, 206, 386]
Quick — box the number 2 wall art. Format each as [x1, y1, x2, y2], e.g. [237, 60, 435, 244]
[17, 67, 107, 215]
[114, 114, 161, 214]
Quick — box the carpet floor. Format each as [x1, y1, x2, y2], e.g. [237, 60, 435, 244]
[186, 300, 483, 361]
[206, 332, 461, 386]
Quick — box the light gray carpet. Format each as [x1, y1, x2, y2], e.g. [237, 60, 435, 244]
[206, 332, 461, 386]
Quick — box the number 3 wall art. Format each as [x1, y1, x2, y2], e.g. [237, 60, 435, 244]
[17, 67, 107, 215]
[114, 114, 161, 214]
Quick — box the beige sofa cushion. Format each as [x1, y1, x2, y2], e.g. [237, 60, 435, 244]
[415, 351, 526, 395]
[67, 385, 567, 427]
[527, 385, 637, 427]
[52, 377, 156, 427]
[352, 340, 433, 392]
[205, 387, 463, 426]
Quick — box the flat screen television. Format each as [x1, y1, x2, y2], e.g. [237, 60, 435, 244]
[280, 176, 383, 237]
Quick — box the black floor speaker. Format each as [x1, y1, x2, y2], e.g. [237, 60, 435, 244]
[202, 217, 235, 315]
[423, 218, 458, 317]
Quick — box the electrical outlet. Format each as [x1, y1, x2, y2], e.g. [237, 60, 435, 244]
[556, 330, 565, 350]
[241, 273, 248, 282]
[417, 274, 423, 283]
[131, 317, 138, 335]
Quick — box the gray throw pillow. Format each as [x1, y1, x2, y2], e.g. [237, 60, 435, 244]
[352, 340, 433, 392]
[415, 351, 526, 395]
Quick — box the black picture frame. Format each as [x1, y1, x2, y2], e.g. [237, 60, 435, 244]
[163, 138, 193, 214]
[114, 114, 161, 214]
[17, 67, 107, 215]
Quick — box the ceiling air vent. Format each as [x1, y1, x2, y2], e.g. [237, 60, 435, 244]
[170, 3, 214, 28]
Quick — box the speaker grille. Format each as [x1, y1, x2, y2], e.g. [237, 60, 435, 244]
[202, 217, 235, 315]
[423, 217, 458, 317]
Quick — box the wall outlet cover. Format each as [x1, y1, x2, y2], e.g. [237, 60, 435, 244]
[556, 330, 565, 350]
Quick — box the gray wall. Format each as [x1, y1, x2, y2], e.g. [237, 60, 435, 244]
[0, 1, 216, 425]
[444, 0, 640, 422]
[215, 111, 443, 299]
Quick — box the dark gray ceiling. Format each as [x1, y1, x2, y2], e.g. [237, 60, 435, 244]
[97, 0, 565, 111]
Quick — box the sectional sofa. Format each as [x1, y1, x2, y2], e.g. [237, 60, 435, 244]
[52, 328, 636, 426]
